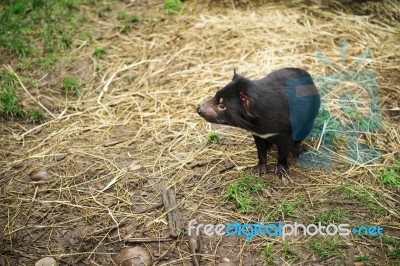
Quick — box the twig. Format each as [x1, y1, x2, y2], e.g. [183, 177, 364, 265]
[132, 202, 164, 214]
[162, 189, 184, 238]
[125, 237, 174, 243]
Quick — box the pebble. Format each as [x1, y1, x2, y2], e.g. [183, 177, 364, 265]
[31, 170, 48, 181]
[112, 246, 152, 266]
[35, 257, 57, 266]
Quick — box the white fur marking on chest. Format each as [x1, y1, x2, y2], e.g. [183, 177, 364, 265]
[252, 133, 278, 139]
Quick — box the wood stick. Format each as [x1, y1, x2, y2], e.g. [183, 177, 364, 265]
[162, 189, 183, 238]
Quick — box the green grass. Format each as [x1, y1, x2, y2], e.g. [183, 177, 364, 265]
[266, 200, 301, 220]
[0, 1, 34, 56]
[223, 175, 267, 213]
[31, 109, 42, 124]
[388, 248, 400, 259]
[164, 0, 182, 15]
[62, 76, 80, 94]
[276, 200, 297, 216]
[116, 11, 139, 33]
[61, 33, 73, 48]
[310, 238, 341, 259]
[117, 10, 126, 20]
[313, 208, 349, 226]
[93, 47, 106, 59]
[207, 132, 220, 144]
[378, 157, 400, 189]
[354, 253, 370, 262]
[341, 184, 386, 216]
[382, 236, 400, 245]
[282, 243, 299, 261]
[0, 0, 83, 59]
[263, 243, 276, 265]
[382, 237, 400, 260]
[128, 15, 140, 23]
[0, 71, 27, 118]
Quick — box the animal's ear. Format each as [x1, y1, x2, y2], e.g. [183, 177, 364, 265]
[232, 69, 238, 80]
[239, 91, 251, 112]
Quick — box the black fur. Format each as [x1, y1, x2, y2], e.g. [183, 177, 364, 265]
[197, 68, 321, 178]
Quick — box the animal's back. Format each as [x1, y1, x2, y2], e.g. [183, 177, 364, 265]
[254, 68, 320, 140]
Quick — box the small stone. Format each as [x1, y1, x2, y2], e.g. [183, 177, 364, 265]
[31, 170, 48, 181]
[33, 127, 43, 134]
[55, 154, 67, 162]
[11, 161, 23, 169]
[112, 246, 152, 266]
[35, 257, 57, 266]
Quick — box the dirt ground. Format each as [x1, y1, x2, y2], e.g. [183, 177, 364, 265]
[1, 0, 399, 265]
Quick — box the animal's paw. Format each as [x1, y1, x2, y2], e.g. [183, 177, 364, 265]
[251, 164, 268, 175]
[275, 164, 289, 179]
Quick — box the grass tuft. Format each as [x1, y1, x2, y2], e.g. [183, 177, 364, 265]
[164, 0, 182, 15]
[310, 238, 341, 259]
[207, 132, 220, 144]
[117, 10, 126, 20]
[382, 237, 400, 260]
[0, 71, 27, 117]
[263, 243, 276, 265]
[382, 236, 400, 245]
[61, 33, 73, 48]
[129, 15, 140, 23]
[388, 248, 400, 259]
[115, 11, 139, 33]
[93, 47, 106, 59]
[276, 200, 297, 217]
[31, 109, 42, 124]
[313, 208, 349, 225]
[266, 200, 301, 220]
[354, 253, 370, 262]
[62, 76, 80, 94]
[223, 175, 267, 213]
[378, 157, 400, 189]
[282, 243, 299, 261]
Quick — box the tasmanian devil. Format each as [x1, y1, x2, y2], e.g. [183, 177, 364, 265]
[197, 68, 320, 178]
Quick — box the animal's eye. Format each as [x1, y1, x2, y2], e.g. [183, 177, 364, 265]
[218, 104, 226, 111]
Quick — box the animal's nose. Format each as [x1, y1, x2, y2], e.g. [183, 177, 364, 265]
[197, 106, 203, 115]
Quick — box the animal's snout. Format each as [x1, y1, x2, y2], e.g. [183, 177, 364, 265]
[197, 106, 204, 116]
[197, 100, 220, 124]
